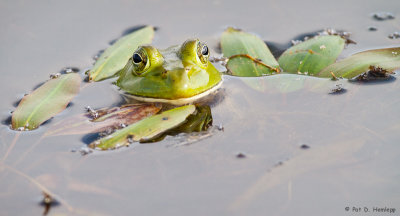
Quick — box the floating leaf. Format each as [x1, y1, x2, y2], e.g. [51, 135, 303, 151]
[88, 26, 154, 81]
[44, 104, 161, 137]
[278, 35, 345, 75]
[221, 27, 280, 77]
[11, 73, 81, 131]
[90, 105, 196, 150]
[318, 47, 400, 78]
[241, 74, 333, 94]
[261, 74, 307, 93]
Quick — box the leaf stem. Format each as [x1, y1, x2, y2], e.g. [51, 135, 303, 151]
[229, 54, 281, 73]
[1, 133, 20, 163]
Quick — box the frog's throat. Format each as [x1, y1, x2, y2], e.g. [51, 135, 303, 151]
[122, 80, 223, 106]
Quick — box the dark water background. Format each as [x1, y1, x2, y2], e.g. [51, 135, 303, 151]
[0, 0, 399, 215]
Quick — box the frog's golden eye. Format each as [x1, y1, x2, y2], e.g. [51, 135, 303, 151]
[131, 48, 150, 75]
[197, 42, 209, 65]
[132, 53, 142, 64]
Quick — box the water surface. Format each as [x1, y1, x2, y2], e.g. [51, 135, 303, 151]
[0, 0, 399, 215]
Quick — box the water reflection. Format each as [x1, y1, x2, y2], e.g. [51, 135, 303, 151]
[145, 105, 214, 143]
[1, 0, 400, 215]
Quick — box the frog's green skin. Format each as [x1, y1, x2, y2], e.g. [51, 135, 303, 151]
[116, 39, 222, 105]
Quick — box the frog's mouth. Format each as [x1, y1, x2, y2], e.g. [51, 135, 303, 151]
[122, 79, 223, 106]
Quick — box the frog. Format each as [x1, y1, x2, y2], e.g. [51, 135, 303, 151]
[115, 39, 223, 105]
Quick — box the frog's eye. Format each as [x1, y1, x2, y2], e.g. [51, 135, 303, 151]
[132, 53, 142, 64]
[131, 48, 150, 75]
[197, 42, 209, 65]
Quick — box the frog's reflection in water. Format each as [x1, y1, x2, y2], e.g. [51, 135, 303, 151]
[144, 105, 214, 143]
[81, 87, 225, 145]
[126, 86, 226, 143]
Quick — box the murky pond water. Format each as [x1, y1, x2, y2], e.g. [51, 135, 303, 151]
[1, 0, 400, 215]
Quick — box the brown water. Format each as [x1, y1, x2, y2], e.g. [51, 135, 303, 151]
[1, 0, 400, 215]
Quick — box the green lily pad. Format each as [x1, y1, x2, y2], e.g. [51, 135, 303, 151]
[90, 105, 196, 150]
[12, 73, 81, 131]
[278, 35, 345, 75]
[221, 27, 280, 77]
[88, 26, 154, 81]
[318, 47, 400, 78]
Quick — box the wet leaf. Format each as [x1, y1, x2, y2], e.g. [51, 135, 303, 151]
[11, 73, 81, 131]
[318, 47, 400, 78]
[278, 35, 345, 75]
[221, 27, 280, 77]
[90, 105, 196, 150]
[44, 104, 161, 137]
[88, 26, 154, 81]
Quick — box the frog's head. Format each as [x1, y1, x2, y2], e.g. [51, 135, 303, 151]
[116, 39, 222, 104]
